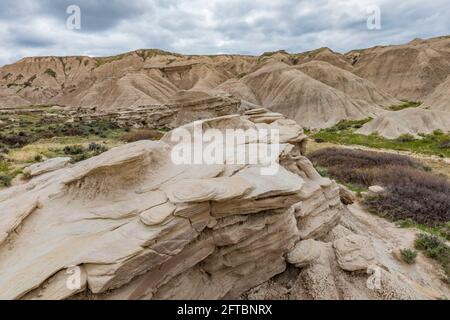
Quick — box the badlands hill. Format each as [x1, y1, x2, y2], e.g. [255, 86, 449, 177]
[348, 36, 450, 102]
[1, 36, 450, 133]
[357, 108, 450, 139]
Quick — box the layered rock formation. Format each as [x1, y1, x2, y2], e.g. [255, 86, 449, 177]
[1, 111, 448, 300]
[0, 111, 345, 300]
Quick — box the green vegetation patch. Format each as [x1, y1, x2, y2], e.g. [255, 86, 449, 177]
[400, 248, 418, 265]
[61, 142, 109, 163]
[313, 125, 450, 158]
[415, 234, 450, 282]
[44, 68, 57, 78]
[388, 101, 421, 111]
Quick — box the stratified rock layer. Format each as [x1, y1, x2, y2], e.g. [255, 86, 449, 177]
[0, 111, 344, 300]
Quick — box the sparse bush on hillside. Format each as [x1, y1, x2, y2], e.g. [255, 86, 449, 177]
[63, 145, 84, 155]
[0, 133, 30, 148]
[62, 143, 109, 163]
[44, 68, 57, 78]
[0, 173, 12, 187]
[396, 134, 416, 143]
[121, 129, 164, 143]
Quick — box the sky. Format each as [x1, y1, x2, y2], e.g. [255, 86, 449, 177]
[0, 0, 449, 66]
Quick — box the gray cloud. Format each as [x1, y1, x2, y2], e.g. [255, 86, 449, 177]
[0, 0, 450, 66]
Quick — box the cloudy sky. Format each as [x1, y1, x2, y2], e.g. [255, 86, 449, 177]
[0, 0, 449, 66]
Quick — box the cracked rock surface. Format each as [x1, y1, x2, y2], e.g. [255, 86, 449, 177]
[0, 111, 345, 300]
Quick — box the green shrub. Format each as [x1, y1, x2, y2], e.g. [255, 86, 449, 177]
[388, 101, 421, 111]
[88, 142, 108, 154]
[44, 68, 57, 78]
[0, 173, 13, 187]
[415, 233, 450, 282]
[400, 249, 418, 264]
[396, 134, 416, 143]
[63, 145, 84, 155]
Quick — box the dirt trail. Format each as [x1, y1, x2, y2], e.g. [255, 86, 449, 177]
[345, 203, 449, 299]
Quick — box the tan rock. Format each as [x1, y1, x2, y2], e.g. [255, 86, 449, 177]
[23, 157, 71, 178]
[339, 184, 356, 205]
[333, 235, 377, 271]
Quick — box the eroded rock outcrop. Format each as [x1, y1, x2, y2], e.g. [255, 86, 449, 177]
[0, 111, 345, 300]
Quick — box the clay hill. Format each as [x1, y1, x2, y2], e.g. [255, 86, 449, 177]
[1, 36, 450, 133]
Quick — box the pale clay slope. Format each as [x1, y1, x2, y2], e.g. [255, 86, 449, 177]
[236, 60, 384, 129]
[1, 35, 450, 134]
[0, 110, 448, 300]
[0, 48, 392, 129]
[422, 75, 450, 112]
[349, 36, 450, 101]
[358, 108, 450, 139]
[296, 61, 400, 108]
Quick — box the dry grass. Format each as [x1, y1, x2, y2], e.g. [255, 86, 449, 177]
[309, 147, 450, 227]
[308, 140, 450, 181]
[121, 129, 164, 143]
[8, 136, 123, 164]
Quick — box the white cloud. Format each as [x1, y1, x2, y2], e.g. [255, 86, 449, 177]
[0, 0, 449, 66]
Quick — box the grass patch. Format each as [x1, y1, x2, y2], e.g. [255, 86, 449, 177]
[61, 142, 109, 163]
[0, 113, 123, 149]
[414, 234, 450, 282]
[397, 219, 450, 241]
[388, 101, 421, 111]
[0, 111, 126, 189]
[312, 126, 450, 158]
[400, 249, 418, 264]
[0, 160, 22, 188]
[44, 68, 57, 78]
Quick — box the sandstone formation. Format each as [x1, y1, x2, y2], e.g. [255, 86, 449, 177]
[333, 235, 377, 272]
[1, 111, 448, 300]
[0, 111, 346, 300]
[245, 203, 450, 300]
[23, 157, 71, 178]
